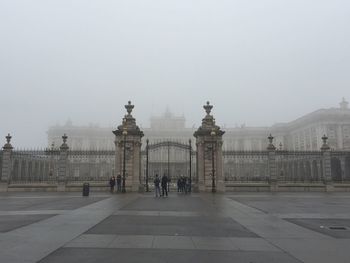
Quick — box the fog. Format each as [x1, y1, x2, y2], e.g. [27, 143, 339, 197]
[1, 0, 349, 148]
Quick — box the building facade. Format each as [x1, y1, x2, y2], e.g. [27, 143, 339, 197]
[47, 98, 350, 151]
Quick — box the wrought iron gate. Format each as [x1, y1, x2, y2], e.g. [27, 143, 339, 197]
[141, 139, 196, 191]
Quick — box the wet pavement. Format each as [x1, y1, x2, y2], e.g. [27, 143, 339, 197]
[0, 192, 349, 263]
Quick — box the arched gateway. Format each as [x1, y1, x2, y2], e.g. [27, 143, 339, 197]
[142, 140, 194, 192]
[112, 101, 224, 192]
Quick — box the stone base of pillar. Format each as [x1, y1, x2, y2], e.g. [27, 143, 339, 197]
[0, 183, 8, 192]
[192, 184, 199, 193]
[198, 184, 206, 192]
[270, 182, 278, 192]
[326, 183, 334, 192]
[216, 181, 225, 193]
[137, 184, 144, 193]
[57, 183, 66, 192]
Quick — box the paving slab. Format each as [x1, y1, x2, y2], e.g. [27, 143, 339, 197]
[230, 237, 280, 251]
[0, 214, 56, 232]
[86, 215, 257, 237]
[153, 236, 195, 249]
[65, 234, 116, 248]
[121, 196, 211, 212]
[191, 236, 238, 250]
[0, 195, 108, 211]
[109, 235, 154, 248]
[229, 193, 350, 215]
[39, 248, 302, 263]
[266, 238, 350, 263]
[285, 218, 350, 238]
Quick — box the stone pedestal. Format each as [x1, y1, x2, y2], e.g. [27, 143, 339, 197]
[113, 101, 144, 192]
[0, 134, 13, 192]
[57, 134, 69, 191]
[321, 135, 333, 191]
[267, 134, 278, 192]
[194, 102, 225, 193]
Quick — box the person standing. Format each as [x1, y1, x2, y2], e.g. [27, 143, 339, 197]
[116, 174, 122, 192]
[109, 176, 116, 193]
[154, 174, 161, 197]
[161, 174, 168, 197]
[177, 177, 181, 193]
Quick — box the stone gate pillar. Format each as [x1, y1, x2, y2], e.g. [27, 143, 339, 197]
[0, 134, 13, 192]
[113, 101, 144, 192]
[267, 134, 278, 191]
[57, 134, 69, 192]
[321, 135, 333, 191]
[194, 102, 225, 193]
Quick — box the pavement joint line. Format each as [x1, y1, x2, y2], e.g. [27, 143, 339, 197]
[0, 210, 69, 216]
[0, 195, 111, 199]
[113, 210, 206, 217]
[274, 213, 350, 219]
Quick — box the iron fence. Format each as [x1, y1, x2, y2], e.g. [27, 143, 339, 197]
[67, 150, 115, 182]
[223, 151, 269, 182]
[10, 149, 59, 184]
[275, 151, 324, 183]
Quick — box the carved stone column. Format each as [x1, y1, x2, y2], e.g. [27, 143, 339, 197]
[113, 101, 144, 192]
[57, 134, 69, 192]
[194, 102, 225, 193]
[321, 135, 333, 192]
[0, 134, 13, 192]
[267, 134, 278, 191]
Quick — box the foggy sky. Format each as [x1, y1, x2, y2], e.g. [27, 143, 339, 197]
[1, 0, 349, 148]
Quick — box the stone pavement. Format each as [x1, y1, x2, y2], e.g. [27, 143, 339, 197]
[0, 192, 349, 262]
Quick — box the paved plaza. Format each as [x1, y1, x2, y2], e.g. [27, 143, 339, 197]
[0, 192, 350, 262]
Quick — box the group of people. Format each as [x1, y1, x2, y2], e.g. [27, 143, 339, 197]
[109, 175, 122, 193]
[177, 176, 191, 194]
[110, 174, 191, 196]
[153, 174, 191, 197]
[153, 174, 169, 197]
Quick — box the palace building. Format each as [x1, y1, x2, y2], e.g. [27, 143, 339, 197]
[47, 98, 350, 151]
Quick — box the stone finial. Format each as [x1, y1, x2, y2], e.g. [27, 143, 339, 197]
[321, 134, 330, 151]
[203, 101, 213, 115]
[60, 133, 69, 150]
[267, 134, 276, 150]
[6, 133, 11, 144]
[3, 133, 13, 150]
[125, 101, 134, 116]
[62, 134, 68, 144]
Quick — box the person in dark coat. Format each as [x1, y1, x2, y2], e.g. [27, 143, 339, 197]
[177, 178, 181, 192]
[161, 174, 168, 197]
[109, 176, 116, 193]
[116, 174, 122, 192]
[154, 174, 161, 197]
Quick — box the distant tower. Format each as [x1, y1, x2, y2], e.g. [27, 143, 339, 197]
[339, 97, 349, 110]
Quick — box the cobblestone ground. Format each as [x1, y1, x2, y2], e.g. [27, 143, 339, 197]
[1, 191, 350, 263]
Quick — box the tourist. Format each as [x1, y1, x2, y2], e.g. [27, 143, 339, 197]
[109, 176, 116, 193]
[116, 174, 122, 192]
[161, 174, 168, 197]
[177, 177, 181, 192]
[154, 174, 161, 197]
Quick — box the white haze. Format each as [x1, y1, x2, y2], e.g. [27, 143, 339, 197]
[0, 0, 349, 148]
